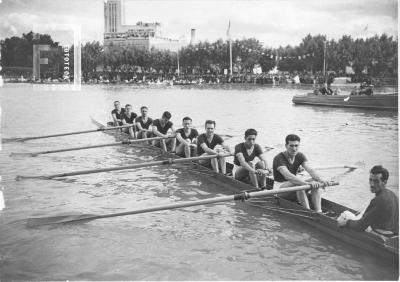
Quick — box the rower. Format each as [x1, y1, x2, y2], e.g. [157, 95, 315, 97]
[338, 165, 399, 235]
[175, 116, 198, 157]
[121, 104, 138, 138]
[233, 128, 271, 189]
[135, 106, 153, 139]
[197, 120, 232, 174]
[111, 101, 126, 126]
[152, 111, 176, 152]
[272, 134, 330, 212]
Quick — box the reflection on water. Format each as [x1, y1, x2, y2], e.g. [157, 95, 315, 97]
[0, 83, 398, 280]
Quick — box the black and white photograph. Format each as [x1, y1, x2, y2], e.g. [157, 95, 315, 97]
[0, 0, 398, 280]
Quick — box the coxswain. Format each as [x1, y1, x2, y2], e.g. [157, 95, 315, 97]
[338, 165, 398, 235]
[152, 111, 176, 152]
[197, 120, 232, 174]
[135, 106, 153, 139]
[121, 104, 138, 138]
[111, 101, 125, 126]
[175, 117, 199, 158]
[233, 128, 271, 189]
[272, 134, 330, 212]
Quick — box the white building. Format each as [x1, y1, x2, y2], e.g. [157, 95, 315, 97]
[104, 0, 186, 51]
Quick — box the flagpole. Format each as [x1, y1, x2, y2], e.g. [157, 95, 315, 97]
[227, 20, 233, 77]
[229, 38, 232, 76]
[177, 50, 180, 76]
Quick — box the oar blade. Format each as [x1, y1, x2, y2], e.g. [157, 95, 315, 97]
[2, 137, 25, 143]
[345, 161, 366, 170]
[27, 214, 97, 228]
[15, 175, 50, 181]
[10, 152, 37, 157]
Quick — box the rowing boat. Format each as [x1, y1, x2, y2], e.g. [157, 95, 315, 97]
[292, 92, 398, 111]
[91, 117, 399, 261]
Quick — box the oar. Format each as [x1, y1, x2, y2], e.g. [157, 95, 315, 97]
[10, 135, 176, 157]
[16, 153, 233, 180]
[314, 161, 365, 171]
[26, 181, 340, 227]
[3, 124, 135, 143]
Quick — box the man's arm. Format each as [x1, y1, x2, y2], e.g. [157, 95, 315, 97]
[152, 125, 167, 138]
[237, 153, 257, 173]
[220, 141, 232, 154]
[176, 132, 190, 146]
[111, 113, 119, 125]
[277, 166, 309, 186]
[200, 143, 217, 155]
[302, 161, 330, 186]
[343, 200, 380, 231]
[136, 121, 145, 132]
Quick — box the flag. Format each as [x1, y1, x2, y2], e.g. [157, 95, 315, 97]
[226, 20, 231, 38]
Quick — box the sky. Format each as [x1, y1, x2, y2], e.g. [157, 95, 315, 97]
[0, 0, 397, 47]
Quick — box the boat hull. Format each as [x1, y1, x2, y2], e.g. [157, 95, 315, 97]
[91, 117, 398, 261]
[292, 93, 398, 111]
[276, 197, 398, 261]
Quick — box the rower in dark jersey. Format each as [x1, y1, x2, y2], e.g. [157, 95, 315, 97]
[197, 120, 232, 174]
[152, 111, 176, 152]
[121, 104, 138, 138]
[111, 101, 126, 126]
[233, 128, 271, 189]
[272, 134, 330, 212]
[175, 116, 198, 157]
[338, 165, 399, 235]
[135, 106, 153, 139]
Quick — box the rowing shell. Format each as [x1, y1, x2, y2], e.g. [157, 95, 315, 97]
[91, 117, 399, 261]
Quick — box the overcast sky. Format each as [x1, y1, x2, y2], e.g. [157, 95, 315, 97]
[0, 0, 397, 47]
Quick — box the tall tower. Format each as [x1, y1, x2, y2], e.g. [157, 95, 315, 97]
[104, 0, 121, 33]
[190, 29, 196, 45]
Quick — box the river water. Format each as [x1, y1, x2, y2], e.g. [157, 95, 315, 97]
[0, 83, 398, 280]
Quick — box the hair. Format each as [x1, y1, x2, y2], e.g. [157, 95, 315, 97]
[370, 165, 389, 182]
[125, 104, 132, 108]
[114, 101, 120, 105]
[182, 116, 192, 122]
[162, 111, 172, 120]
[140, 106, 148, 111]
[205, 120, 216, 127]
[245, 128, 258, 138]
[285, 134, 300, 144]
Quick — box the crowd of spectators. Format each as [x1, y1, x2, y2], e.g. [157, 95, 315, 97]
[1, 68, 396, 87]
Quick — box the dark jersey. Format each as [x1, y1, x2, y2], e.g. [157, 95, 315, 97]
[176, 128, 199, 146]
[111, 108, 126, 120]
[347, 188, 399, 233]
[197, 133, 224, 155]
[136, 116, 153, 129]
[122, 112, 137, 124]
[233, 143, 263, 165]
[273, 152, 307, 182]
[153, 119, 173, 134]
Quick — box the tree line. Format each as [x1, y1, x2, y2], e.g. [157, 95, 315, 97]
[0, 31, 397, 81]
